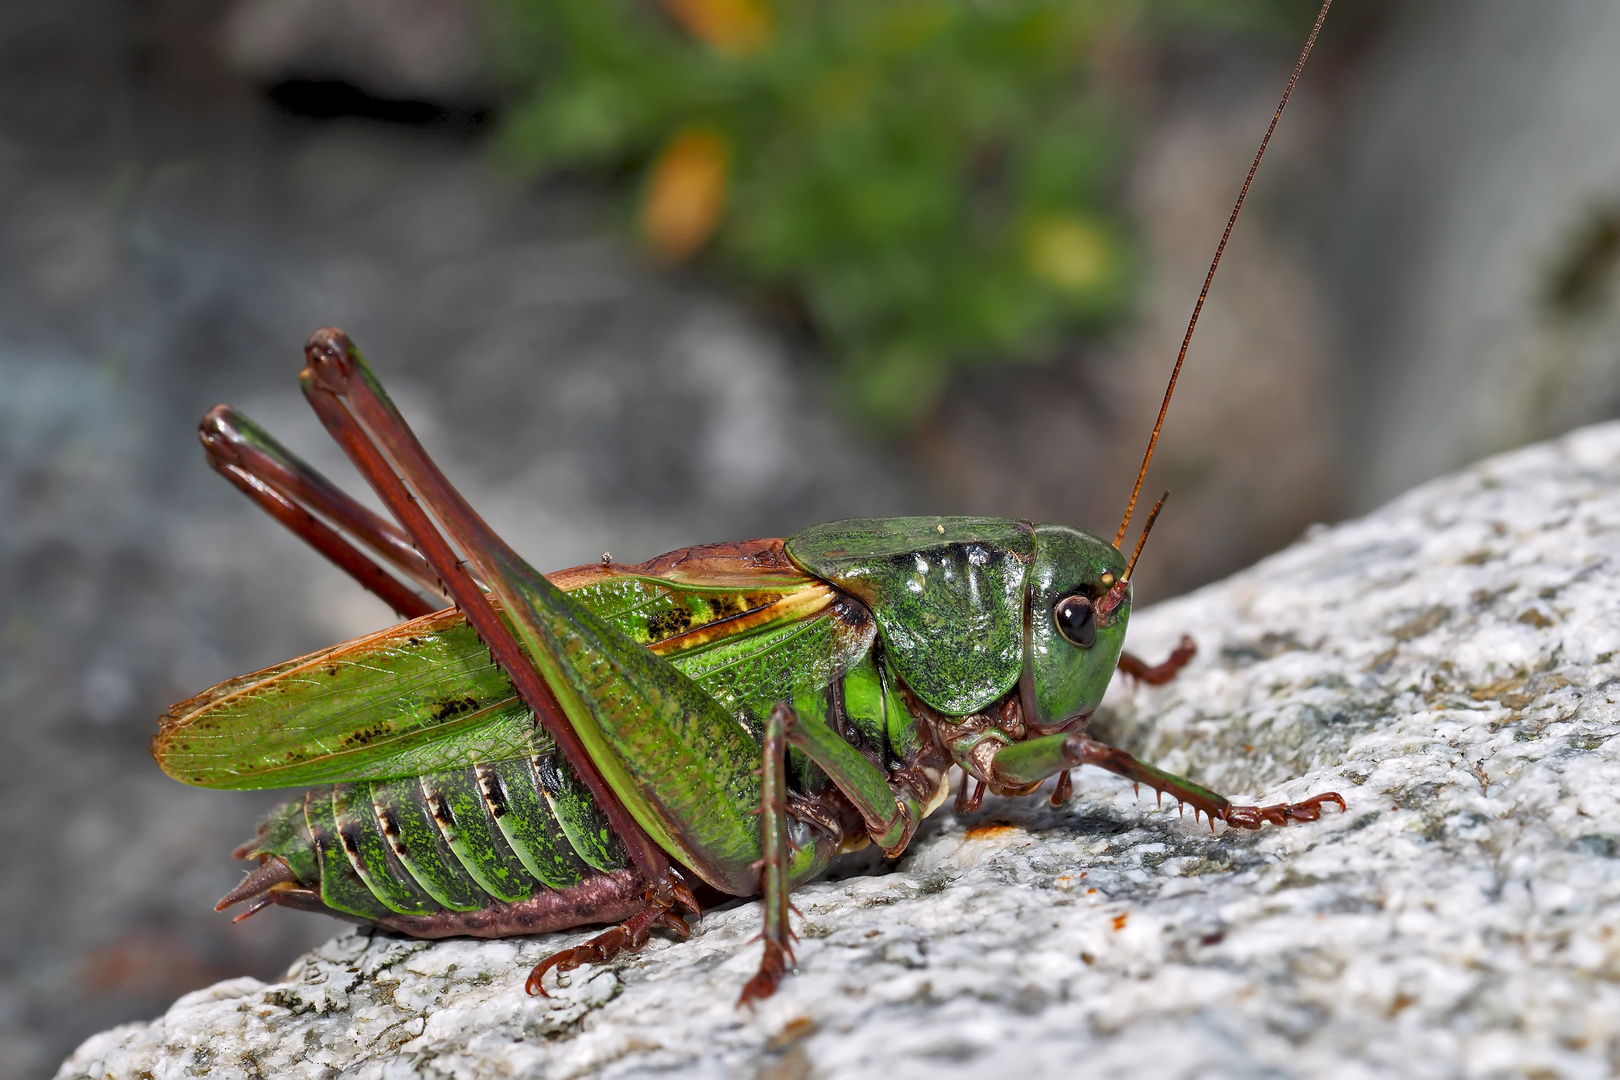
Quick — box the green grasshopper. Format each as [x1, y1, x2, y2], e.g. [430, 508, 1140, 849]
[154, 1, 1342, 1006]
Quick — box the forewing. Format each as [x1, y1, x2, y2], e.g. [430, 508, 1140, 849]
[153, 609, 539, 790]
[156, 543, 864, 798]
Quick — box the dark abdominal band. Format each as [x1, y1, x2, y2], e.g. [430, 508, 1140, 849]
[291, 751, 634, 930]
[266, 870, 646, 938]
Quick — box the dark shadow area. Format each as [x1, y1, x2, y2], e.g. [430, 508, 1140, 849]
[266, 78, 493, 135]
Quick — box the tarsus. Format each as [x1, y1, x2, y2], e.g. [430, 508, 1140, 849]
[1113, 0, 1334, 549]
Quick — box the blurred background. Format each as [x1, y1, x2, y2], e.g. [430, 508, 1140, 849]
[6, 0, 1620, 1073]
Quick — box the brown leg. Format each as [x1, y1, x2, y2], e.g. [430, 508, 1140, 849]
[953, 767, 986, 814]
[525, 884, 697, 996]
[1117, 635, 1197, 685]
[199, 405, 442, 618]
[993, 732, 1344, 830]
[737, 702, 797, 1008]
[1065, 736, 1344, 829]
[297, 328, 674, 887]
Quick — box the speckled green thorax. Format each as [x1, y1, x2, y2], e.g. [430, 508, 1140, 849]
[786, 517, 1037, 716]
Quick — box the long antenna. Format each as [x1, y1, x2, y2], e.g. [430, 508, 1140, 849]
[1113, 0, 1334, 549]
[1124, 491, 1168, 581]
[1098, 489, 1168, 622]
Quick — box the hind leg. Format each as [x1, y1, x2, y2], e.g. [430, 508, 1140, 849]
[198, 404, 442, 617]
[298, 328, 676, 886]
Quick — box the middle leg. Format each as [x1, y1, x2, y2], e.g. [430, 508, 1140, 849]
[737, 699, 942, 1004]
[737, 702, 798, 1007]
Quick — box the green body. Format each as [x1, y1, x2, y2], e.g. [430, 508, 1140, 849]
[157, 517, 1129, 921]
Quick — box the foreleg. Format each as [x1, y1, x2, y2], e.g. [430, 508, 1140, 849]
[1117, 635, 1197, 685]
[991, 732, 1343, 829]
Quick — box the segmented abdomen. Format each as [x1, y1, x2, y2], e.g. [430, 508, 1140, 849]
[302, 749, 626, 920]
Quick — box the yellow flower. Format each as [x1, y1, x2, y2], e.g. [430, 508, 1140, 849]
[641, 127, 731, 262]
[1025, 215, 1112, 294]
[660, 0, 774, 56]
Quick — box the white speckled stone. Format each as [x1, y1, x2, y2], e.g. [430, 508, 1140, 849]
[56, 424, 1620, 1079]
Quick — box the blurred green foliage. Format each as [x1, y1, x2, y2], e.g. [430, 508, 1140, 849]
[493, 0, 1307, 430]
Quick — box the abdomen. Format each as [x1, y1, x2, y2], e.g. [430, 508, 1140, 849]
[241, 748, 648, 937]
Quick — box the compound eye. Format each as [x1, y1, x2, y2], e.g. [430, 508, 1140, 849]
[1053, 594, 1097, 648]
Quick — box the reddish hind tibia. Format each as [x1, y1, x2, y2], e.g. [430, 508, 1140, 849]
[216, 860, 656, 940]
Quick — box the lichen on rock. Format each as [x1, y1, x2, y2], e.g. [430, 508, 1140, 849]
[57, 424, 1620, 1079]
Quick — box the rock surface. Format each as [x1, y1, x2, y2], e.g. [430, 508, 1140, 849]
[55, 425, 1620, 1078]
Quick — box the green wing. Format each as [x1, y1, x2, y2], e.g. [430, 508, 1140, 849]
[155, 609, 540, 789]
[154, 555, 873, 791]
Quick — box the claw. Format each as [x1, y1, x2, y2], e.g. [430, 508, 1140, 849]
[654, 910, 692, 938]
[669, 878, 702, 917]
[1219, 791, 1346, 830]
[526, 943, 600, 997]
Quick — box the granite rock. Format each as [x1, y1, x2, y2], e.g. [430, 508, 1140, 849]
[55, 423, 1620, 1079]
